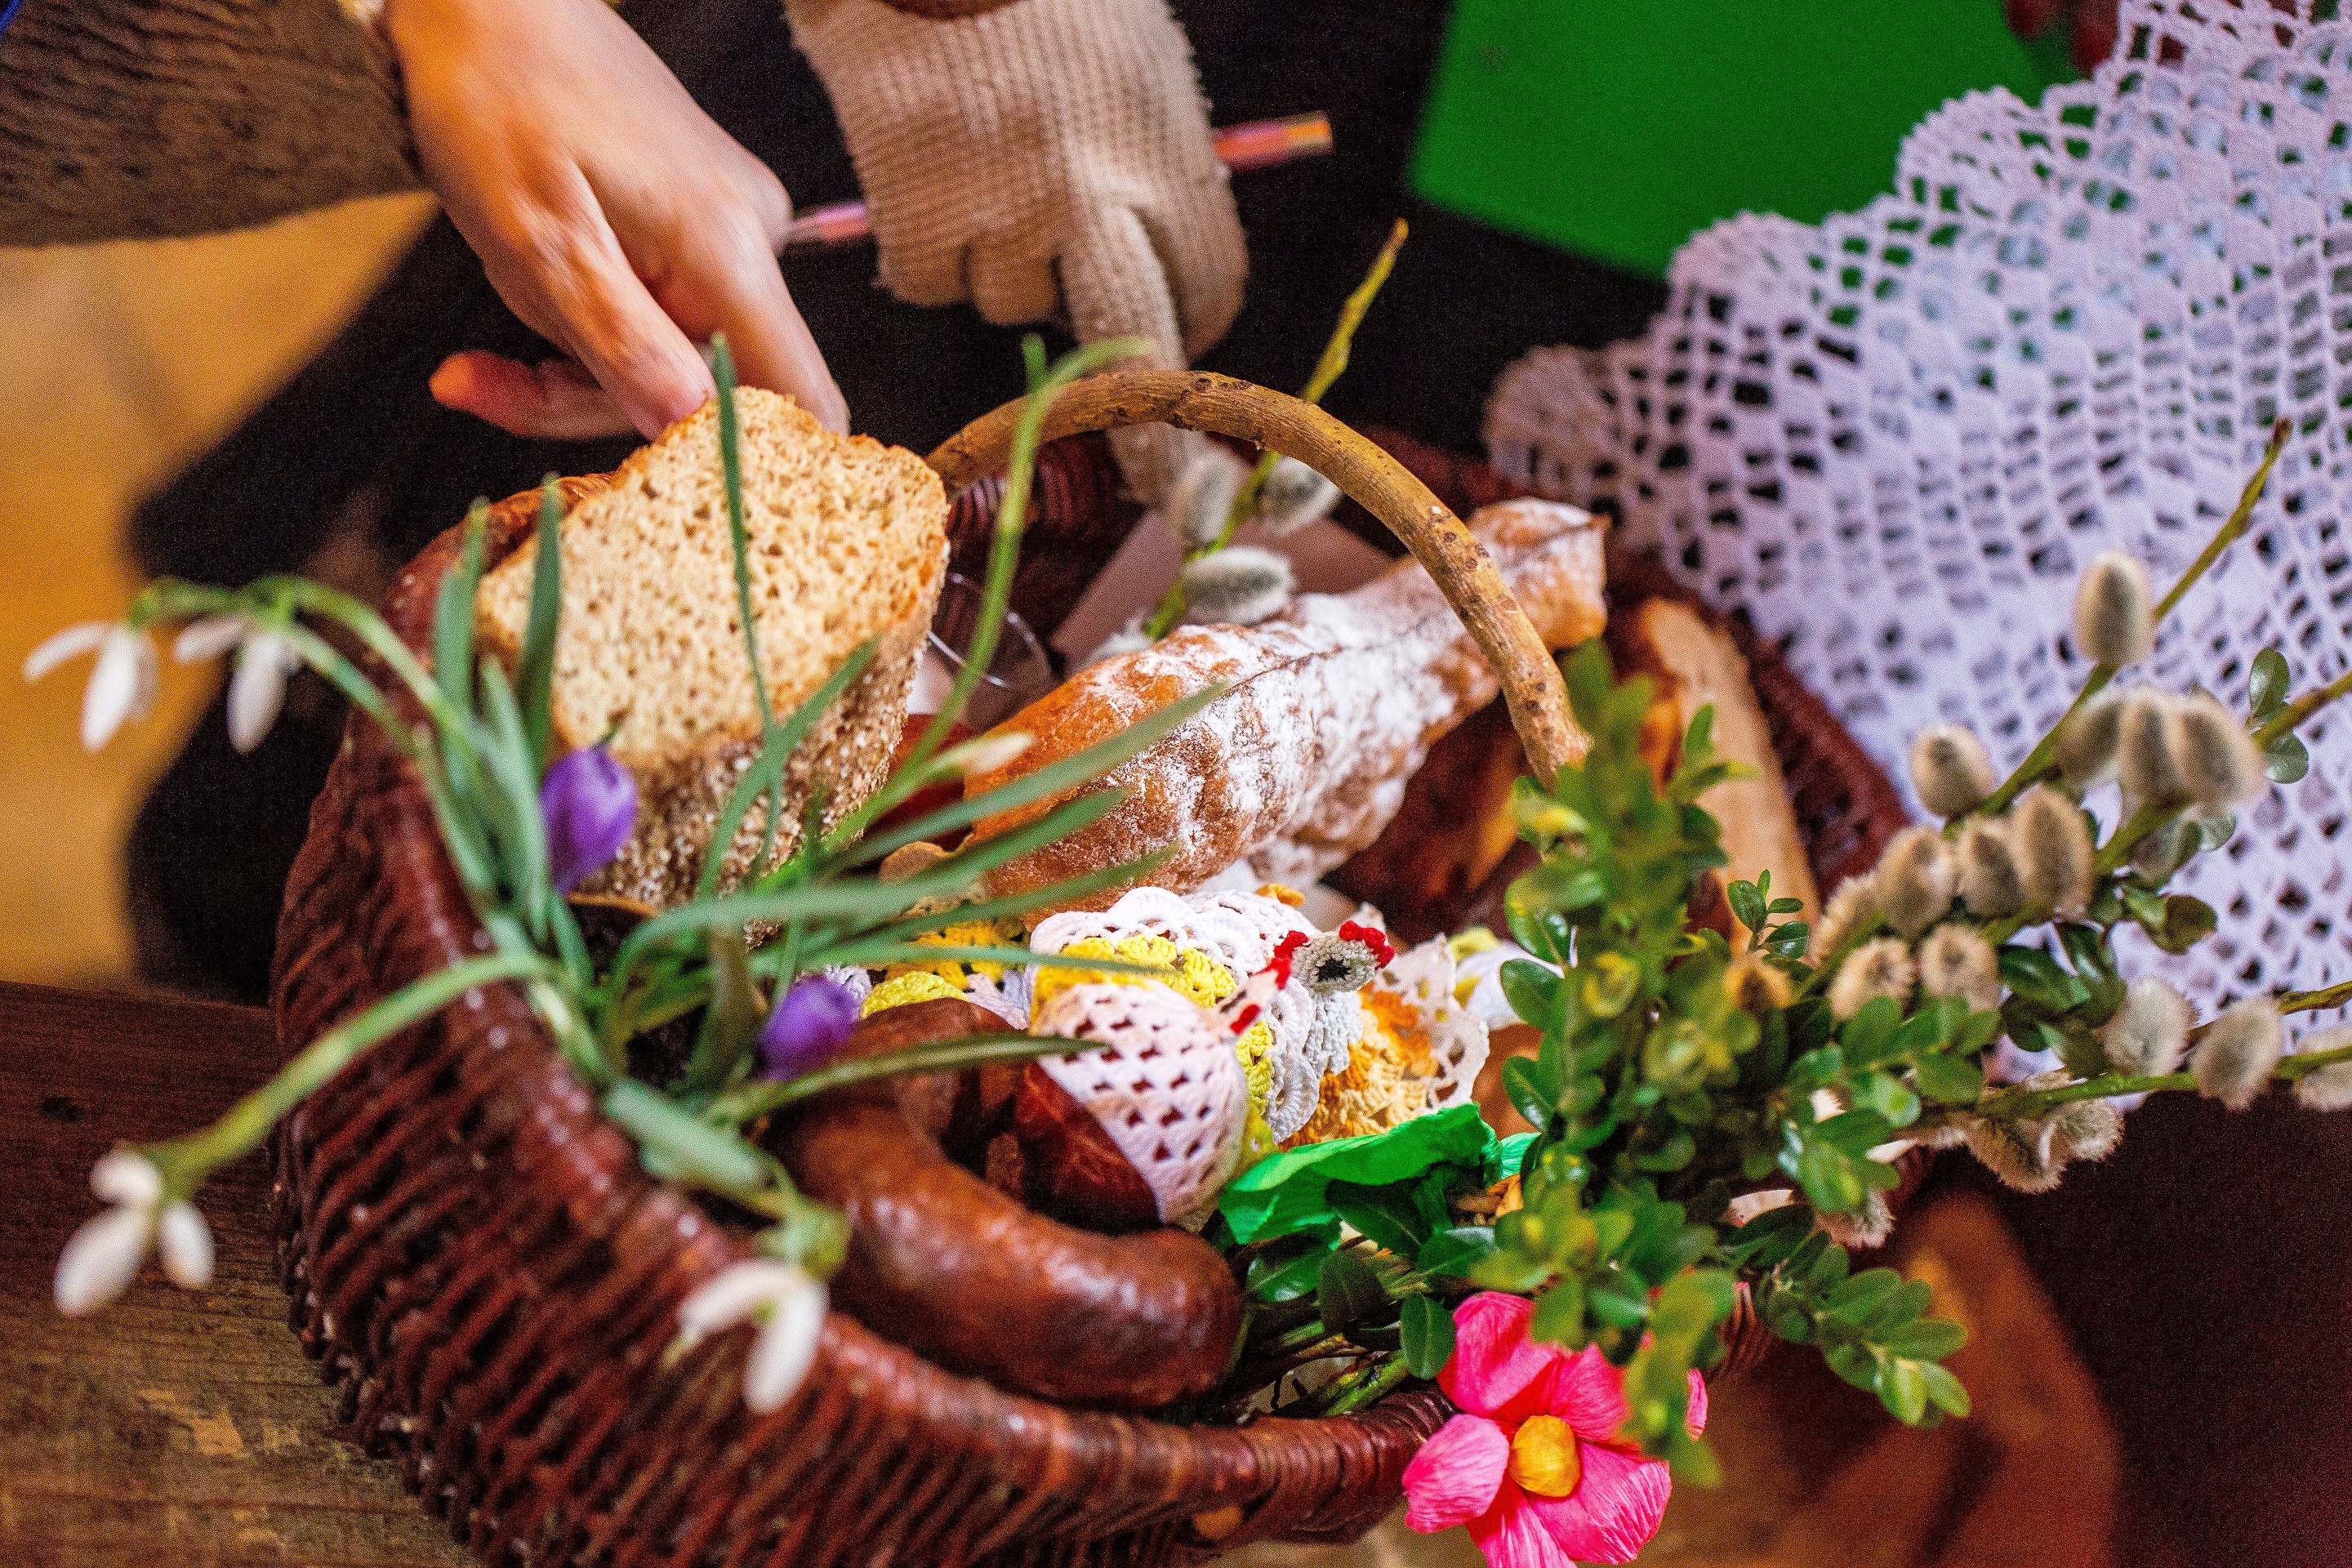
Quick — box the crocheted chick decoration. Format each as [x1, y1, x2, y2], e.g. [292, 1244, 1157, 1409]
[1289, 934, 1493, 1145]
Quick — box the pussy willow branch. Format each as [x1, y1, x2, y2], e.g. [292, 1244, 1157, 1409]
[1967, 418, 2290, 825]
[1936, 1036, 2352, 1124]
[1141, 219, 1406, 640]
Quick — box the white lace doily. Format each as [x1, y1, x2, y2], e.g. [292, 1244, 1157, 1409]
[1029, 982, 1245, 1224]
[1490, 0, 2350, 1027]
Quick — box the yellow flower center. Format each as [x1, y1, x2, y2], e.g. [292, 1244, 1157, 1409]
[1507, 1414, 1582, 1499]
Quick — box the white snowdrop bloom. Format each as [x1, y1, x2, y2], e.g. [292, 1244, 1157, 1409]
[26, 621, 160, 751]
[942, 729, 1034, 777]
[675, 1260, 829, 1414]
[52, 1150, 208, 1313]
[178, 615, 305, 755]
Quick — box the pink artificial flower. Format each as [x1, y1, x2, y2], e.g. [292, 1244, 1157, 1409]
[1401, 1292, 1707, 1567]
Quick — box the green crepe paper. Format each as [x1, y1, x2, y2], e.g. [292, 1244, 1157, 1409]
[1223, 1106, 1523, 1245]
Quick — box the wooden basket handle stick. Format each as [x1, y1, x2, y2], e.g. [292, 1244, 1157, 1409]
[929, 369, 1584, 784]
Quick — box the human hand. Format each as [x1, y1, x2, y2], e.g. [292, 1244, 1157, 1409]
[2005, 0, 2120, 74]
[786, 0, 1245, 501]
[386, 0, 846, 439]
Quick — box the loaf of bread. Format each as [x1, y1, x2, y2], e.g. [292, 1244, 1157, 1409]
[475, 390, 948, 905]
[1611, 597, 1818, 941]
[961, 499, 1606, 911]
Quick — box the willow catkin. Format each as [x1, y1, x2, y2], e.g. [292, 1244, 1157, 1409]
[1954, 817, 2025, 917]
[2054, 696, 2123, 791]
[1909, 724, 1998, 817]
[2100, 977, 2192, 1076]
[1877, 825, 1957, 938]
[1254, 456, 1342, 537]
[2292, 1026, 2352, 1110]
[1917, 924, 2001, 1013]
[2172, 690, 2268, 810]
[1165, 446, 1249, 550]
[2073, 549, 2155, 666]
[2011, 785, 2096, 918]
[1829, 937, 1916, 1020]
[2116, 692, 2189, 805]
[2190, 998, 2284, 1109]
[1812, 875, 1880, 959]
[1180, 546, 1295, 626]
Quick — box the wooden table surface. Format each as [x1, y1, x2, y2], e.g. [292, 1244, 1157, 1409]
[0, 981, 471, 1568]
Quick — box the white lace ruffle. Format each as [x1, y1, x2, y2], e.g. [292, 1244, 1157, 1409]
[1489, 0, 2350, 1027]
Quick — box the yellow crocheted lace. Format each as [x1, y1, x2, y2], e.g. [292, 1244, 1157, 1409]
[1232, 1018, 1281, 1166]
[861, 970, 964, 1018]
[880, 916, 1027, 988]
[1029, 933, 1236, 1012]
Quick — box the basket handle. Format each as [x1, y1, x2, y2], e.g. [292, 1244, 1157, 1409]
[929, 369, 1585, 786]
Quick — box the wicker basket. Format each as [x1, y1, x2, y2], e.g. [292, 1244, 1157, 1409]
[270, 373, 1907, 1568]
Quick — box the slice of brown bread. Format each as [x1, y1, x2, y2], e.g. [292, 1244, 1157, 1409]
[475, 390, 947, 905]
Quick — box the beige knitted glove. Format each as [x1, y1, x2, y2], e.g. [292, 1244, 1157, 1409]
[785, 0, 1246, 501]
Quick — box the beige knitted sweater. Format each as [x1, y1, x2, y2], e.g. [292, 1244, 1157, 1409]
[0, 0, 1018, 247]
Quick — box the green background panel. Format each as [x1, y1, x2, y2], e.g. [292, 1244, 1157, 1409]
[1410, 0, 2078, 277]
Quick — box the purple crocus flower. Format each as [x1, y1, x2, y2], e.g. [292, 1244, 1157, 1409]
[760, 976, 860, 1081]
[541, 746, 637, 893]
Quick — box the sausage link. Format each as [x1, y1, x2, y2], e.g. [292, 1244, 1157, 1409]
[773, 1000, 1242, 1410]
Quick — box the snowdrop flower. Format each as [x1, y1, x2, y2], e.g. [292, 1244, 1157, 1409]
[1876, 826, 1956, 938]
[2073, 549, 2154, 667]
[1954, 817, 2025, 917]
[175, 613, 304, 753]
[673, 1259, 827, 1413]
[1254, 455, 1342, 537]
[2115, 693, 2188, 806]
[2171, 691, 2267, 811]
[1181, 546, 1294, 626]
[2011, 786, 2094, 918]
[1812, 875, 1880, 960]
[1909, 724, 1997, 817]
[1165, 444, 1250, 550]
[2054, 696, 2123, 791]
[2191, 998, 2284, 1110]
[2292, 1026, 2352, 1111]
[941, 729, 1033, 777]
[1829, 937, 1915, 1021]
[53, 1150, 212, 1315]
[2100, 978, 2193, 1076]
[24, 621, 159, 751]
[1916, 924, 2000, 1013]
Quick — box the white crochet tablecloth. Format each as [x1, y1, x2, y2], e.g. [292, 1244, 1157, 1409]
[1490, 0, 2351, 1027]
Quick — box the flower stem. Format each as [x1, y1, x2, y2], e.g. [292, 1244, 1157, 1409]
[2282, 980, 2352, 1016]
[1323, 1352, 1413, 1415]
[1969, 418, 2290, 823]
[144, 950, 550, 1195]
[2252, 664, 2352, 748]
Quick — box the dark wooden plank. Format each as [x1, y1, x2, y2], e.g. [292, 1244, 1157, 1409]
[0, 982, 471, 1568]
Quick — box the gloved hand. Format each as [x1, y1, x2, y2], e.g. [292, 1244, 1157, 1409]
[785, 0, 1247, 501]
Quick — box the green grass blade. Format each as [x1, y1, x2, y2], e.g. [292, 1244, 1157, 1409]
[698, 639, 880, 896]
[519, 478, 565, 771]
[433, 503, 488, 693]
[842, 686, 1218, 867]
